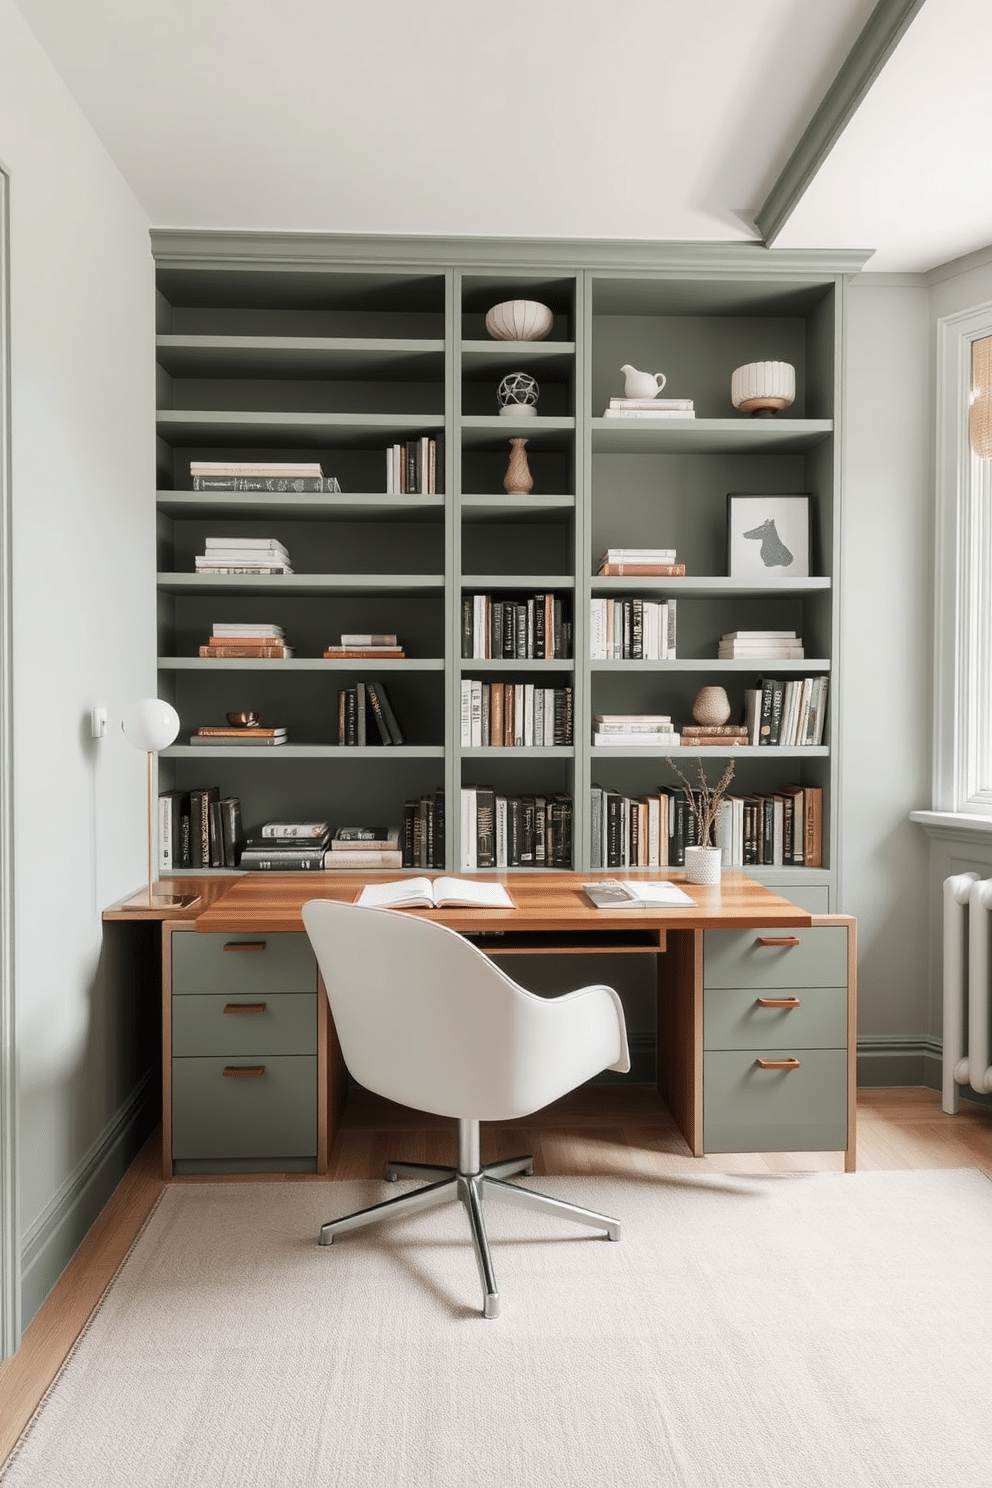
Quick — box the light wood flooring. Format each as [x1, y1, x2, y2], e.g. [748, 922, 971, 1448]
[1, 1085, 990, 1466]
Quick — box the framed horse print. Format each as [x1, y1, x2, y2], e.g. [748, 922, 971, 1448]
[727, 493, 811, 579]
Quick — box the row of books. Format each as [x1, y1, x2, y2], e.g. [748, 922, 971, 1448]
[158, 788, 244, 869]
[386, 438, 438, 495]
[240, 823, 403, 871]
[336, 680, 405, 746]
[590, 598, 678, 659]
[460, 682, 573, 748]
[744, 677, 829, 747]
[460, 789, 573, 869]
[589, 784, 822, 868]
[402, 791, 445, 868]
[601, 398, 695, 420]
[190, 461, 340, 493]
[199, 623, 294, 659]
[593, 713, 679, 747]
[719, 629, 804, 660]
[194, 537, 294, 575]
[461, 593, 572, 660]
[596, 546, 686, 576]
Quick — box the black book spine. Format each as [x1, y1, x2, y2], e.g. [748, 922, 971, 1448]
[476, 786, 495, 868]
[365, 682, 393, 745]
[370, 678, 404, 745]
[344, 687, 357, 746]
[433, 788, 445, 869]
[632, 599, 643, 660]
[402, 800, 416, 867]
[532, 795, 547, 865]
[462, 598, 473, 659]
[606, 791, 622, 868]
[507, 797, 522, 867]
[534, 595, 546, 658]
[515, 604, 527, 659]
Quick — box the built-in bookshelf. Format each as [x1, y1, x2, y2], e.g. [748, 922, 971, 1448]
[152, 234, 864, 906]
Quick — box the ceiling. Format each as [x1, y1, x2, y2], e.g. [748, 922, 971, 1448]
[12, 0, 992, 274]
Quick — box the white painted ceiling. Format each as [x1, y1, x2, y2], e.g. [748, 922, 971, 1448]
[12, 0, 992, 273]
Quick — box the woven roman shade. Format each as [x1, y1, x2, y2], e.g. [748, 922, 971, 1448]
[970, 334, 992, 459]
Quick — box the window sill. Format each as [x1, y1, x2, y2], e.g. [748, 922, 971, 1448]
[910, 809, 992, 840]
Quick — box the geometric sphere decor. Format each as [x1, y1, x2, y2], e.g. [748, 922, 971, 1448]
[497, 371, 540, 416]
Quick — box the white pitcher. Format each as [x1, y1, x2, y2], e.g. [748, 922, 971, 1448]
[621, 364, 667, 399]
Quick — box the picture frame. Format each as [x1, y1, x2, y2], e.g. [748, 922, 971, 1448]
[727, 493, 811, 580]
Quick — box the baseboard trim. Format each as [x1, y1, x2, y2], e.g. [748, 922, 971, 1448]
[19, 1072, 158, 1327]
[857, 1035, 992, 1109]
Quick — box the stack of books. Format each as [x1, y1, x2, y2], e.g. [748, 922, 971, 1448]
[602, 398, 695, 420]
[323, 633, 406, 659]
[680, 724, 750, 748]
[386, 437, 438, 495]
[324, 825, 403, 870]
[190, 461, 340, 493]
[239, 821, 330, 872]
[592, 714, 680, 747]
[194, 536, 294, 575]
[189, 725, 288, 747]
[199, 624, 293, 658]
[718, 630, 805, 660]
[596, 548, 685, 576]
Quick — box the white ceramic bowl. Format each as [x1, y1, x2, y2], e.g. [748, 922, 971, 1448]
[731, 361, 796, 416]
[484, 300, 553, 342]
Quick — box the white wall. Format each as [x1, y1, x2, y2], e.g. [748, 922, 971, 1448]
[0, 0, 154, 1328]
[838, 278, 933, 1043]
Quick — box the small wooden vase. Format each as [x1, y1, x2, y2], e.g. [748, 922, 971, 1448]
[503, 437, 533, 495]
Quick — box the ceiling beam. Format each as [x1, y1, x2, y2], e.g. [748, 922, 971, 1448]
[756, 0, 929, 246]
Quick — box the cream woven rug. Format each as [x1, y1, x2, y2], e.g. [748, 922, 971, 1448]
[5, 1168, 992, 1487]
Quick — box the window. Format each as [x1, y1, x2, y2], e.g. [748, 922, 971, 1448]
[933, 307, 992, 813]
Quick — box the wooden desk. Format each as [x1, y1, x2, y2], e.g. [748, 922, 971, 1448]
[106, 871, 855, 1175]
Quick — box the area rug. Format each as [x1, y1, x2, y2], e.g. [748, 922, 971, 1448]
[4, 1168, 992, 1487]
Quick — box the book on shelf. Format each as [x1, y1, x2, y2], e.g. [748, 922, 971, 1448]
[336, 679, 403, 747]
[238, 848, 327, 871]
[718, 642, 805, 658]
[189, 730, 288, 747]
[599, 547, 677, 562]
[461, 592, 571, 661]
[261, 821, 330, 840]
[192, 476, 340, 492]
[205, 536, 290, 554]
[385, 437, 437, 496]
[355, 876, 513, 911]
[681, 724, 749, 737]
[402, 790, 446, 869]
[460, 681, 573, 747]
[198, 644, 294, 657]
[602, 407, 696, 419]
[605, 397, 694, 411]
[582, 879, 694, 909]
[722, 630, 798, 640]
[187, 786, 219, 867]
[210, 623, 285, 639]
[339, 634, 398, 647]
[158, 789, 191, 871]
[193, 565, 294, 575]
[596, 562, 686, 576]
[243, 834, 330, 853]
[323, 647, 407, 659]
[190, 461, 324, 477]
[590, 598, 677, 659]
[218, 797, 245, 868]
[462, 789, 571, 869]
[322, 849, 404, 868]
[592, 733, 681, 747]
[194, 726, 287, 738]
[330, 826, 401, 850]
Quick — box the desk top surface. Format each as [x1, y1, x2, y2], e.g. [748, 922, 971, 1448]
[115, 869, 814, 935]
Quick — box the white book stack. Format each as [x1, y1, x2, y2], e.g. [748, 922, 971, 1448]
[602, 398, 695, 419]
[592, 713, 680, 747]
[718, 629, 804, 659]
[194, 536, 294, 575]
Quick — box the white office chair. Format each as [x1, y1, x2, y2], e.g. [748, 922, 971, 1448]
[301, 897, 630, 1319]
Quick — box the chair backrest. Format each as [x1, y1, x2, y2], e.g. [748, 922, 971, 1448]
[301, 898, 628, 1122]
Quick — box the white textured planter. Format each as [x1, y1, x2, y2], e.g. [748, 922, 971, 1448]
[684, 845, 722, 885]
[731, 361, 795, 417]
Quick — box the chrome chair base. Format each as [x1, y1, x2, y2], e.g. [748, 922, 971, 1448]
[318, 1149, 620, 1320]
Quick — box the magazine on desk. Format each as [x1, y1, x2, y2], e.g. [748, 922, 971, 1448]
[582, 879, 695, 909]
[355, 876, 513, 910]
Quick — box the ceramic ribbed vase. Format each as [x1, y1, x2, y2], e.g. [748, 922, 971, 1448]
[504, 437, 533, 495]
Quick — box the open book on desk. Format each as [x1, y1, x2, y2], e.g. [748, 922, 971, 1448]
[355, 876, 514, 910]
[582, 879, 695, 909]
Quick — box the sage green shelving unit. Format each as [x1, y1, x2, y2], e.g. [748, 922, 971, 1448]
[152, 234, 866, 909]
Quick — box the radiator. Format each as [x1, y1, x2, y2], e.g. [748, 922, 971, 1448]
[943, 872, 992, 1112]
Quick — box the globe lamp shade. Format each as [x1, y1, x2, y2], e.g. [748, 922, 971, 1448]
[121, 698, 180, 753]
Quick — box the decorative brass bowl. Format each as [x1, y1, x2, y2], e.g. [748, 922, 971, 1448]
[226, 711, 260, 728]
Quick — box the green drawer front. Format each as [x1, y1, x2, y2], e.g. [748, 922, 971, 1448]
[172, 993, 316, 1058]
[704, 985, 847, 1052]
[704, 926, 847, 990]
[704, 1048, 848, 1153]
[172, 1055, 317, 1160]
[172, 931, 316, 997]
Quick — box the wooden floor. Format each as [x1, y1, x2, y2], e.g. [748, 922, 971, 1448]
[1, 1085, 990, 1466]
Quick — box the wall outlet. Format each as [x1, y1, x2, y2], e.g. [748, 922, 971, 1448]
[91, 706, 108, 739]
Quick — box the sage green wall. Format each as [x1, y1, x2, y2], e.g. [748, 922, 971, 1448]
[838, 278, 932, 1054]
[0, 0, 155, 1330]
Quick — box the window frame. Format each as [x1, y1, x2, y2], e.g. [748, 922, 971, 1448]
[933, 302, 992, 813]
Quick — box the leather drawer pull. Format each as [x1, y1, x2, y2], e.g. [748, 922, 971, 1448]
[222, 1065, 266, 1078]
[754, 1057, 801, 1071]
[223, 1002, 266, 1015]
[756, 936, 801, 947]
[756, 996, 802, 1009]
[223, 941, 267, 953]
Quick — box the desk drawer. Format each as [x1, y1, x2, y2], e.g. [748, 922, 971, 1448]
[171, 1055, 317, 1159]
[173, 993, 316, 1058]
[172, 931, 316, 997]
[704, 1048, 848, 1153]
[704, 985, 847, 1052]
[704, 926, 847, 990]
